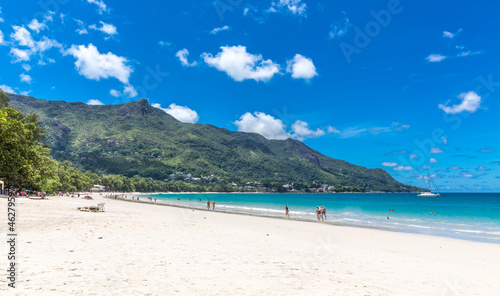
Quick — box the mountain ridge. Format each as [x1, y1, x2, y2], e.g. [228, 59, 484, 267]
[7, 93, 421, 192]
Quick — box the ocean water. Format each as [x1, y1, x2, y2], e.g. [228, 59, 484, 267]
[143, 193, 500, 244]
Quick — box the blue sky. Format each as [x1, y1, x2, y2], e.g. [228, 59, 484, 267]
[1, 0, 499, 191]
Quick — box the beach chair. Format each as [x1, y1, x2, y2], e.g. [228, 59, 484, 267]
[98, 203, 105, 212]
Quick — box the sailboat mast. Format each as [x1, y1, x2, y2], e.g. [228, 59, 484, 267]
[427, 169, 431, 191]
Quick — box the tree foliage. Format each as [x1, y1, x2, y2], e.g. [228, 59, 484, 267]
[3, 92, 423, 193]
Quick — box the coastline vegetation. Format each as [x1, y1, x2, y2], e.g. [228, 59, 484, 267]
[1, 91, 422, 193]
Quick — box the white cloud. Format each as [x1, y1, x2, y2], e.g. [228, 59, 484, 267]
[65, 44, 133, 84]
[0, 7, 4, 23]
[210, 25, 231, 35]
[74, 19, 88, 34]
[381, 162, 398, 167]
[429, 158, 439, 163]
[443, 29, 462, 39]
[339, 122, 409, 138]
[427, 30, 482, 63]
[329, 16, 351, 39]
[460, 172, 473, 178]
[11, 26, 35, 47]
[123, 85, 138, 97]
[20, 73, 32, 83]
[269, 0, 307, 16]
[74, 19, 85, 26]
[35, 37, 61, 52]
[22, 64, 31, 72]
[86, 0, 109, 14]
[10, 48, 31, 62]
[441, 136, 447, 145]
[28, 19, 47, 33]
[409, 154, 420, 159]
[158, 41, 172, 47]
[391, 122, 410, 131]
[234, 112, 289, 139]
[393, 165, 412, 171]
[152, 103, 199, 123]
[286, 54, 317, 80]
[0, 30, 5, 45]
[426, 54, 447, 63]
[291, 120, 325, 140]
[76, 28, 88, 35]
[431, 147, 444, 154]
[176, 49, 197, 67]
[443, 31, 454, 38]
[110, 89, 121, 97]
[327, 126, 340, 134]
[0, 84, 14, 93]
[438, 91, 481, 114]
[9, 26, 61, 63]
[89, 21, 117, 36]
[87, 99, 104, 105]
[44, 11, 55, 22]
[202, 46, 280, 82]
[456, 50, 481, 57]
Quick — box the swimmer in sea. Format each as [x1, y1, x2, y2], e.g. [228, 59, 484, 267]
[207, 200, 210, 210]
[285, 205, 289, 219]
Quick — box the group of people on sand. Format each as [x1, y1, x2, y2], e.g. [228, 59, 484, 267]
[207, 199, 215, 211]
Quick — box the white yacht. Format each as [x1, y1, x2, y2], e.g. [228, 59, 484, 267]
[417, 169, 441, 197]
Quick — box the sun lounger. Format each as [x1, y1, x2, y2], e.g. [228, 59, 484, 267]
[77, 203, 104, 212]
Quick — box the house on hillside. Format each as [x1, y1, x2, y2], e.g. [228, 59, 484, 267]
[91, 184, 106, 192]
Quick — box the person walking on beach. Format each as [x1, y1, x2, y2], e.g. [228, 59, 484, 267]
[285, 205, 289, 219]
[322, 206, 326, 221]
[207, 200, 210, 210]
[212, 200, 215, 211]
[315, 207, 321, 222]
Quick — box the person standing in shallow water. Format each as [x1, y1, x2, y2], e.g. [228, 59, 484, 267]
[285, 205, 289, 219]
[322, 206, 326, 221]
[315, 207, 321, 222]
[212, 200, 215, 211]
[207, 200, 210, 210]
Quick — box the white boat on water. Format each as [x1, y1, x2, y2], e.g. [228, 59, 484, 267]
[417, 191, 440, 197]
[417, 169, 440, 197]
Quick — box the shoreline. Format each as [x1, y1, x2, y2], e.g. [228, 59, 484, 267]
[103, 194, 500, 245]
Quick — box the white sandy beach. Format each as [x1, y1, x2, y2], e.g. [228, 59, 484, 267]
[1, 194, 499, 296]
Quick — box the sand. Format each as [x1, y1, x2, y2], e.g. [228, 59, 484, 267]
[1, 194, 499, 296]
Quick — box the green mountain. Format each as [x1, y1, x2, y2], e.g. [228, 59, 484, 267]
[8, 94, 420, 192]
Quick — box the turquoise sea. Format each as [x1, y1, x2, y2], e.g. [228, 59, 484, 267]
[144, 193, 500, 244]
